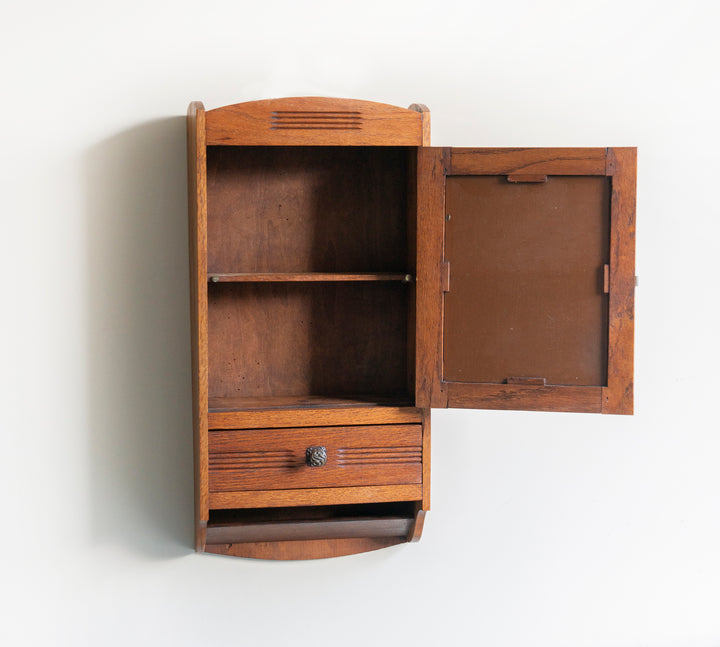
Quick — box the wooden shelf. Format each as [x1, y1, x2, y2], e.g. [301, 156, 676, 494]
[208, 394, 413, 413]
[208, 272, 412, 283]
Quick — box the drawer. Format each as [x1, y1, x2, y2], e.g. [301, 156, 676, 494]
[208, 424, 422, 493]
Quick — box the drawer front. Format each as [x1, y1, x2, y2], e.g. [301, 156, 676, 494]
[208, 425, 422, 492]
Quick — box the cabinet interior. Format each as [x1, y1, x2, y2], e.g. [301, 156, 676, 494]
[206, 146, 410, 273]
[205, 145, 415, 411]
[207, 282, 412, 407]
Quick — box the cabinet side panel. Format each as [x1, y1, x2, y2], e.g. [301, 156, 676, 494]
[415, 147, 448, 408]
[407, 149, 418, 397]
[188, 102, 209, 549]
[421, 409, 431, 509]
[408, 103, 431, 146]
[603, 148, 637, 414]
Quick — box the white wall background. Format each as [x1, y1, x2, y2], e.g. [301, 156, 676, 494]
[2, 0, 719, 644]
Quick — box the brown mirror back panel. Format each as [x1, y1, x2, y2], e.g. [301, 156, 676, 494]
[443, 175, 610, 387]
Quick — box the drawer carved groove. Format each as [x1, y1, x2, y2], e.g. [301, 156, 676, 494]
[337, 447, 422, 466]
[271, 111, 363, 130]
[209, 450, 295, 470]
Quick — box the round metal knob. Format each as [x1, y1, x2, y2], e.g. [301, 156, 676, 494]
[305, 446, 327, 467]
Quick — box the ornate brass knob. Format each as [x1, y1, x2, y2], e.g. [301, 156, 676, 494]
[305, 446, 327, 467]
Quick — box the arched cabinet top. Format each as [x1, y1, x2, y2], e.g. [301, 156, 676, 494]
[199, 97, 430, 146]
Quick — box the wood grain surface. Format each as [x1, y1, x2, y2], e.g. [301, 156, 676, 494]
[205, 97, 424, 146]
[407, 508, 427, 542]
[449, 147, 607, 175]
[206, 537, 407, 560]
[408, 103, 431, 146]
[415, 147, 449, 408]
[421, 409, 431, 509]
[207, 272, 410, 283]
[206, 145, 409, 274]
[187, 101, 209, 550]
[207, 282, 410, 400]
[209, 484, 422, 509]
[603, 147, 637, 414]
[445, 382, 602, 413]
[209, 425, 422, 492]
[208, 402, 422, 429]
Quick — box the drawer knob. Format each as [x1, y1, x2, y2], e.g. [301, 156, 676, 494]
[305, 446, 327, 467]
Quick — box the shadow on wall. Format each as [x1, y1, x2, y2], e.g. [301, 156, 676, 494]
[85, 117, 194, 558]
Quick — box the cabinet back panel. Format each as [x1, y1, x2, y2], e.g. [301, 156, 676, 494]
[208, 282, 409, 399]
[206, 146, 409, 273]
[444, 176, 610, 386]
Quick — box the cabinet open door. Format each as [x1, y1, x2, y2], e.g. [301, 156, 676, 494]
[415, 147, 636, 414]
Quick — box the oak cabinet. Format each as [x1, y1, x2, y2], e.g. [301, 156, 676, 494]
[187, 97, 636, 560]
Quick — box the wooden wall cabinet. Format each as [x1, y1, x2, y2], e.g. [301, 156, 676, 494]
[187, 98, 636, 560]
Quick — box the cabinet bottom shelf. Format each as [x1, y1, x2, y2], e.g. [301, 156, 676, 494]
[208, 393, 413, 412]
[203, 502, 426, 560]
